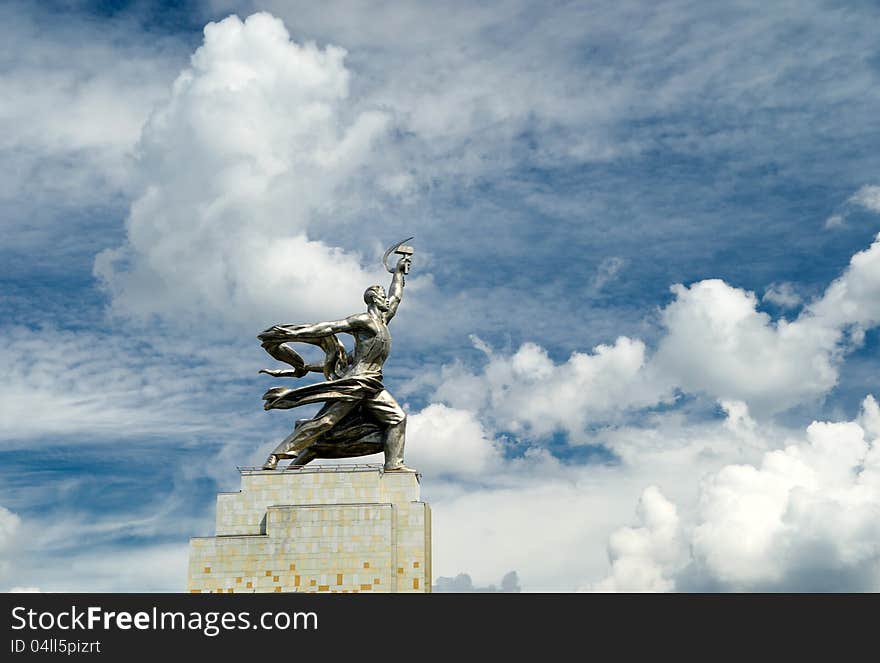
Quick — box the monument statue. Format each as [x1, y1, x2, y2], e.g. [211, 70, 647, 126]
[257, 239, 415, 471]
[189, 239, 430, 594]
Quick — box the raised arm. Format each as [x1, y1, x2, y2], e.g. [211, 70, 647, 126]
[385, 256, 410, 322]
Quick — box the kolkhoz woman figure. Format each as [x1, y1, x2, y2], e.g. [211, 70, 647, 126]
[257, 240, 414, 471]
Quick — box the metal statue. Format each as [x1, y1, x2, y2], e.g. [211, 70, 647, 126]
[257, 239, 415, 471]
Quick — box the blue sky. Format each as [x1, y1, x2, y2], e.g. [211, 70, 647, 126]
[2, 0, 880, 591]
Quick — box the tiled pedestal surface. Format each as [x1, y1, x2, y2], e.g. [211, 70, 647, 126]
[187, 465, 431, 593]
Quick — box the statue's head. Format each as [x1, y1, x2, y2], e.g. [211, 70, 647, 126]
[364, 285, 389, 312]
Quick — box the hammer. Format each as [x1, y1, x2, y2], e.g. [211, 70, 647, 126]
[395, 244, 414, 274]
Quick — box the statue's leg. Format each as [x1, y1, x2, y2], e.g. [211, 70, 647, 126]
[383, 420, 407, 471]
[262, 400, 357, 469]
[364, 390, 409, 471]
[290, 448, 318, 467]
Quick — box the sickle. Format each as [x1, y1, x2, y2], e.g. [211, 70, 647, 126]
[382, 236, 414, 273]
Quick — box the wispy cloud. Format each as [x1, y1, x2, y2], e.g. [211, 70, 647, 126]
[823, 184, 880, 230]
[0, 324, 266, 444]
[0, 505, 21, 582]
[762, 282, 802, 309]
[850, 185, 880, 214]
[0, 2, 185, 211]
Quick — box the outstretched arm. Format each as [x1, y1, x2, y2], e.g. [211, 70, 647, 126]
[385, 256, 410, 322]
[258, 314, 369, 342]
[258, 362, 325, 378]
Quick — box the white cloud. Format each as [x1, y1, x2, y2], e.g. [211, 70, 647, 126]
[589, 397, 880, 591]
[95, 12, 397, 328]
[652, 279, 839, 416]
[687, 398, 880, 591]
[655, 235, 880, 415]
[588, 486, 685, 592]
[430, 336, 663, 438]
[406, 404, 501, 476]
[420, 234, 880, 431]
[427, 233, 880, 430]
[415, 234, 880, 590]
[600, 401, 778, 481]
[807, 232, 880, 334]
[423, 401, 778, 590]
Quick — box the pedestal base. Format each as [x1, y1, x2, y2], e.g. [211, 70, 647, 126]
[187, 464, 431, 593]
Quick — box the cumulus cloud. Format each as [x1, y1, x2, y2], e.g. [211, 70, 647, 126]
[652, 279, 839, 415]
[588, 486, 685, 592]
[654, 234, 880, 415]
[429, 336, 664, 438]
[427, 233, 880, 430]
[807, 233, 880, 336]
[422, 399, 780, 590]
[95, 13, 397, 328]
[686, 401, 880, 591]
[591, 398, 880, 591]
[416, 233, 880, 591]
[406, 404, 501, 476]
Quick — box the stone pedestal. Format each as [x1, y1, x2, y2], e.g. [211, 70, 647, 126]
[187, 464, 431, 593]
